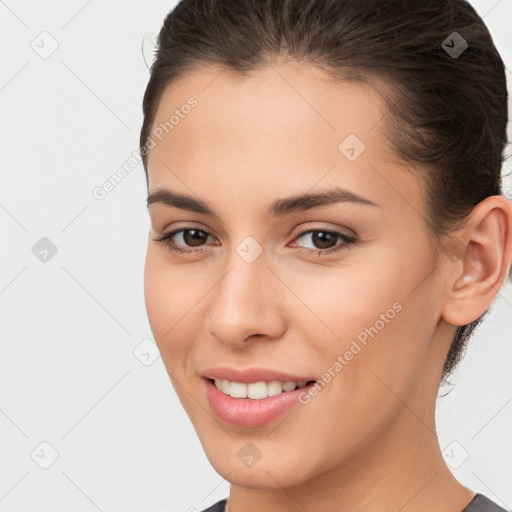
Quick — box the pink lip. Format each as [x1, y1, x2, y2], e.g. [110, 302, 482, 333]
[202, 370, 317, 428]
[201, 366, 316, 383]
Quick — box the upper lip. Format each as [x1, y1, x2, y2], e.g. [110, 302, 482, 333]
[201, 366, 316, 384]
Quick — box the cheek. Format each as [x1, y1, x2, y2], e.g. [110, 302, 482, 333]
[328, 269, 436, 407]
[143, 245, 226, 387]
[293, 245, 433, 392]
[143, 246, 198, 352]
[286, 256, 403, 347]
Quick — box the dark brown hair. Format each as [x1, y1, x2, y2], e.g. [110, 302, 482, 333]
[140, 0, 510, 383]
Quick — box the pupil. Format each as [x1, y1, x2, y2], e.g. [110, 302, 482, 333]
[185, 229, 207, 247]
[313, 231, 336, 249]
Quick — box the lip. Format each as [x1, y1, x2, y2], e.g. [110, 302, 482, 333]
[201, 366, 316, 383]
[203, 378, 316, 428]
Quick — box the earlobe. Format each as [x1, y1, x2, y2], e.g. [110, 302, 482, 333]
[441, 195, 512, 326]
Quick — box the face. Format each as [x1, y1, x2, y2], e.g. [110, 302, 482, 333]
[144, 60, 450, 489]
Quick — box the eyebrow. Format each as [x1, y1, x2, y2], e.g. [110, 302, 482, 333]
[146, 186, 380, 218]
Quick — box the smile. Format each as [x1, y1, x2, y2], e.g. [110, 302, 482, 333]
[204, 378, 318, 428]
[211, 378, 315, 399]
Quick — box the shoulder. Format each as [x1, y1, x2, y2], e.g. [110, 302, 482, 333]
[462, 494, 510, 512]
[199, 498, 227, 512]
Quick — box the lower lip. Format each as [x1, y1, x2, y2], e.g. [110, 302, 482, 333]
[204, 378, 316, 428]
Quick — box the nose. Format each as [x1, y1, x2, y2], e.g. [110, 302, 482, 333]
[205, 255, 286, 348]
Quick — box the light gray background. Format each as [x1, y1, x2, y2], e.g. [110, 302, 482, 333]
[0, 1, 511, 511]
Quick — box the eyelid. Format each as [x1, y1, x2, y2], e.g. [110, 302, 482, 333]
[289, 222, 356, 240]
[155, 222, 219, 243]
[154, 222, 354, 244]
[154, 222, 359, 258]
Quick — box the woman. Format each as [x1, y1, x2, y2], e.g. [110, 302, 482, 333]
[140, 0, 511, 510]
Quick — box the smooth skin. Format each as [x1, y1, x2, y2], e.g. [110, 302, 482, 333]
[143, 60, 512, 512]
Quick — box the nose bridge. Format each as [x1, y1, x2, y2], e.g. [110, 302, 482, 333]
[216, 228, 271, 307]
[206, 247, 284, 344]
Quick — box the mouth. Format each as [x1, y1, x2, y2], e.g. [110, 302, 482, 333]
[206, 378, 317, 399]
[203, 378, 318, 428]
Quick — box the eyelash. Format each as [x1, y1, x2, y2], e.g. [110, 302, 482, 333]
[154, 226, 358, 257]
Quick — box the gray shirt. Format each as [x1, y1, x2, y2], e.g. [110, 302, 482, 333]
[200, 493, 509, 511]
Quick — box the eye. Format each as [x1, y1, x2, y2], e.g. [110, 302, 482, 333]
[154, 226, 358, 257]
[154, 227, 216, 255]
[290, 228, 358, 256]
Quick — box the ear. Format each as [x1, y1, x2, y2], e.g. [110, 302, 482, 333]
[441, 195, 512, 326]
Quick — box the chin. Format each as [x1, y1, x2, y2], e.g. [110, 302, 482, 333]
[211, 457, 312, 489]
[199, 439, 318, 490]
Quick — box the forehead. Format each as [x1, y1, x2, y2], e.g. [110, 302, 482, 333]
[146, 60, 421, 214]
[149, 60, 388, 150]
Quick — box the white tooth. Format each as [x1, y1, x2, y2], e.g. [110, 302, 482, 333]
[267, 381, 283, 396]
[247, 381, 267, 399]
[221, 379, 231, 394]
[229, 381, 248, 398]
[216, 379, 305, 398]
[283, 381, 297, 392]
